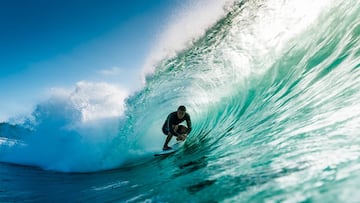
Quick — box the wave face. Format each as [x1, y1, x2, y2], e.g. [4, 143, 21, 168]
[2, 0, 360, 201]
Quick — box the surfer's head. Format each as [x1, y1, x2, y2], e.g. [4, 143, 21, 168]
[177, 105, 186, 119]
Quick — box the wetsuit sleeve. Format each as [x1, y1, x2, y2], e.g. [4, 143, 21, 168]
[186, 114, 192, 134]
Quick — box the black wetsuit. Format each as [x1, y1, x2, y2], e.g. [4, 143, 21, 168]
[162, 111, 192, 136]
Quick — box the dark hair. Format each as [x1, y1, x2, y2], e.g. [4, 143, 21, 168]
[178, 105, 186, 111]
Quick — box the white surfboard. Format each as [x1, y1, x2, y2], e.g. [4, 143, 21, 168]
[154, 141, 184, 156]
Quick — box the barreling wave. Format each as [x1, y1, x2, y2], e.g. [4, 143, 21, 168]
[127, 0, 360, 155]
[121, 0, 360, 201]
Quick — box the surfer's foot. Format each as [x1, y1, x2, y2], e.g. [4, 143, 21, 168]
[163, 146, 172, 151]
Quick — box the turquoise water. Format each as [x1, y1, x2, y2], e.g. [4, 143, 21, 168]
[2, 0, 360, 202]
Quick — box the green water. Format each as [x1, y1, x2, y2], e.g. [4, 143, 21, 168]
[124, 0, 360, 202]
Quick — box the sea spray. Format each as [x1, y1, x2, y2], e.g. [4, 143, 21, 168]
[0, 82, 129, 172]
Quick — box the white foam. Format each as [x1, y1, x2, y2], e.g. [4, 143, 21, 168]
[0, 81, 130, 172]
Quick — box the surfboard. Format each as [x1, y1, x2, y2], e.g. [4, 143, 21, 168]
[154, 141, 184, 156]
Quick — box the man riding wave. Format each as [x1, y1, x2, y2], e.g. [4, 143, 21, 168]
[162, 105, 192, 150]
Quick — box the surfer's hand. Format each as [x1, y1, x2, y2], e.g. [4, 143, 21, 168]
[181, 134, 187, 140]
[177, 134, 186, 141]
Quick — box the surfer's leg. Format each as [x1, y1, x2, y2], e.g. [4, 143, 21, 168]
[162, 127, 173, 150]
[163, 134, 173, 150]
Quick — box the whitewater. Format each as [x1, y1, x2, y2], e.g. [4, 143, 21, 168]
[2, 0, 360, 202]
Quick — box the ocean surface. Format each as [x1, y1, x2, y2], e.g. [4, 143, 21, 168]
[2, 0, 360, 202]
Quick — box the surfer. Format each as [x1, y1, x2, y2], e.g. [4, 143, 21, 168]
[162, 105, 192, 150]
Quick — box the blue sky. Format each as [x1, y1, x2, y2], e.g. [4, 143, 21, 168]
[0, 0, 180, 121]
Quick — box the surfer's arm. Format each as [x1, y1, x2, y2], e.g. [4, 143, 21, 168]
[170, 126, 180, 136]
